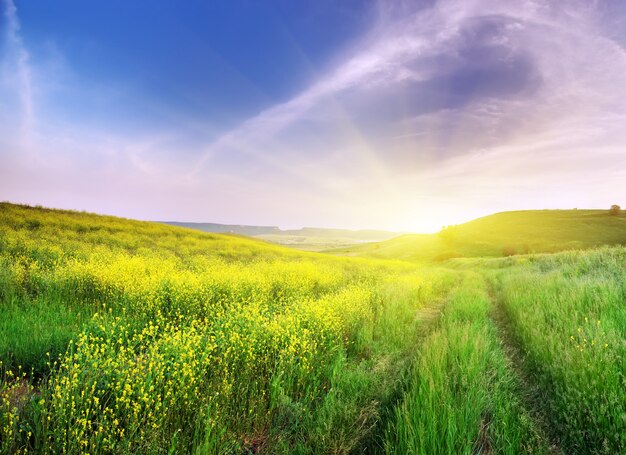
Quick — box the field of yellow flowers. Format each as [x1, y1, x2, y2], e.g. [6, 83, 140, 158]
[0, 203, 457, 453]
[2, 202, 625, 454]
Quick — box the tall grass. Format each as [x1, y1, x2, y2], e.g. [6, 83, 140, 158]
[3, 202, 624, 453]
[491, 247, 626, 454]
[0, 203, 456, 453]
[385, 272, 548, 454]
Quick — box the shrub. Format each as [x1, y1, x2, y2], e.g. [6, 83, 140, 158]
[502, 246, 517, 257]
[434, 251, 462, 262]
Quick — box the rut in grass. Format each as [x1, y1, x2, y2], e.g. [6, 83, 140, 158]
[384, 272, 550, 455]
[352, 294, 453, 454]
[485, 277, 563, 455]
[486, 251, 626, 454]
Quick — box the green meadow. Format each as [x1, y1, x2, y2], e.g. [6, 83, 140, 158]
[331, 209, 626, 262]
[1, 202, 625, 454]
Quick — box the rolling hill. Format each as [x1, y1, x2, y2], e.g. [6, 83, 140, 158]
[3, 202, 626, 453]
[331, 209, 626, 262]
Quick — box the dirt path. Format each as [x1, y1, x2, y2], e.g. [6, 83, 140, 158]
[352, 297, 451, 454]
[486, 277, 564, 455]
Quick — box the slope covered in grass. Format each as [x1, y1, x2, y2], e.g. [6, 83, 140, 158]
[332, 209, 626, 262]
[0, 202, 456, 453]
[3, 202, 625, 454]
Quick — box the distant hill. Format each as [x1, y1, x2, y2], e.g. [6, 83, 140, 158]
[160, 222, 402, 251]
[162, 221, 282, 237]
[283, 227, 399, 239]
[331, 210, 626, 262]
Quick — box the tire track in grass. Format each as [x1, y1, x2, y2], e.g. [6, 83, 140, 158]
[486, 251, 626, 453]
[384, 272, 550, 455]
[352, 289, 457, 454]
[486, 274, 564, 455]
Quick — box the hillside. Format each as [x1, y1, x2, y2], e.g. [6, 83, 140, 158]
[0, 202, 441, 453]
[0, 203, 310, 263]
[2, 203, 626, 453]
[331, 209, 626, 262]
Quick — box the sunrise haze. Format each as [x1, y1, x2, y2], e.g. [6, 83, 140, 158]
[2, 0, 626, 232]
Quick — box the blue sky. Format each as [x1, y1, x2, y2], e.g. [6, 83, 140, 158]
[2, 0, 626, 231]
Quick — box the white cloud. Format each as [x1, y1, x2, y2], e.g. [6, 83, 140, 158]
[1, 0, 34, 142]
[2, 0, 626, 230]
[199, 0, 626, 228]
[190, 0, 626, 179]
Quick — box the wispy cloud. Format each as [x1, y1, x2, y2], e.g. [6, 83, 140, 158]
[1, 0, 34, 141]
[2, 0, 626, 231]
[190, 0, 626, 216]
[190, 0, 579, 176]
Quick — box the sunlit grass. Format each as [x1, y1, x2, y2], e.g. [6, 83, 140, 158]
[0, 203, 454, 453]
[489, 248, 626, 454]
[2, 202, 625, 453]
[333, 209, 626, 262]
[385, 272, 548, 454]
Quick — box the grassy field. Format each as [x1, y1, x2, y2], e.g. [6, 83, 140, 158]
[385, 272, 548, 455]
[1, 202, 625, 454]
[331, 209, 626, 262]
[0, 203, 456, 453]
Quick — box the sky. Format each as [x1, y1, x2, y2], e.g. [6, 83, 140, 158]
[1, 0, 626, 232]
